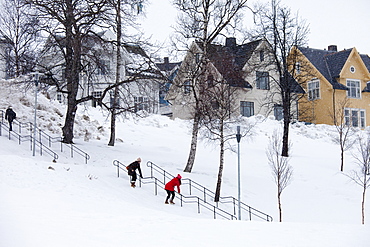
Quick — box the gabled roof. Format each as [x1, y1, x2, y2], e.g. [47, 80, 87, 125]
[297, 46, 370, 90]
[204, 39, 264, 89]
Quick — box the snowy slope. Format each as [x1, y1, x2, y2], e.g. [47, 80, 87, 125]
[0, 81, 369, 246]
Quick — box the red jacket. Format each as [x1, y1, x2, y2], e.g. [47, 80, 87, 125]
[165, 177, 181, 193]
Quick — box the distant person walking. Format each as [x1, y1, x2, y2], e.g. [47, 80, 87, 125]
[126, 158, 143, 188]
[164, 174, 182, 204]
[5, 106, 16, 131]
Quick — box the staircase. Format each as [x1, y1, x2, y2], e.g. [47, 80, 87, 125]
[113, 159, 273, 222]
[0, 110, 90, 163]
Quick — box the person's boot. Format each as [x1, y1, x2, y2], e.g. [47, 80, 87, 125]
[170, 200, 175, 204]
[131, 182, 136, 188]
[165, 200, 169, 204]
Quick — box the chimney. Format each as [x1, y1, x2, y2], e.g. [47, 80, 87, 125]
[328, 45, 337, 52]
[164, 57, 169, 64]
[225, 37, 237, 48]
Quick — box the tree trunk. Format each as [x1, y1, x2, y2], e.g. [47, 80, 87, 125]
[214, 123, 224, 202]
[362, 185, 366, 224]
[61, 0, 80, 144]
[281, 113, 290, 157]
[278, 192, 282, 222]
[108, 0, 122, 147]
[184, 112, 200, 172]
[281, 91, 291, 157]
[340, 144, 344, 172]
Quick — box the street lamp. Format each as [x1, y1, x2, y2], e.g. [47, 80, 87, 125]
[32, 72, 40, 156]
[236, 125, 242, 220]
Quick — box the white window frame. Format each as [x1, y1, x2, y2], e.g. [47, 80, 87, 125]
[240, 101, 254, 117]
[308, 80, 320, 101]
[346, 79, 361, 99]
[344, 108, 366, 128]
[256, 71, 269, 90]
[184, 80, 191, 95]
[134, 96, 149, 112]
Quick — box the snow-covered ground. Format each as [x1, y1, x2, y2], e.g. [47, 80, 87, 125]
[0, 81, 369, 247]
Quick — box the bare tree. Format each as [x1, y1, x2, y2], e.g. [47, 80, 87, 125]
[106, 0, 148, 146]
[266, 128, 293, 222]
[250, 0, 309, 157]
[0, 0, 40, 78]
[347, 133, 370, 224]
[172, 0, 248, 173]
[26, 0, 111, 143]
[329, 97, 356, 172]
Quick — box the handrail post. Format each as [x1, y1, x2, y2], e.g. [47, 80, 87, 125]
[117, 162, 120, 178]
[189, 180, 192, 195]
[154, 179, 158, 195]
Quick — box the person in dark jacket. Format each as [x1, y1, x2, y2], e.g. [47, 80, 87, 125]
[126, 158, 143, 188]
[164, 174, 182, 204]
[5, 106, 16, 131]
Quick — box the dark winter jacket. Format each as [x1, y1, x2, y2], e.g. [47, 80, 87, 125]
[5, 108, 16, 122]
[165, 177, 181, 193]
[127, 161, 143, 178]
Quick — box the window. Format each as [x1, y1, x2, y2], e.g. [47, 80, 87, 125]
[97, 59, 110, 75]
[207, 75, 214, 87]
[92, 91, 102, 107]
[240, 101, 254, 117]
[110, 91, 120, 108]
[274, 104, 284, 121]
[92, 91, 102, 98]
[259, 50, 264, 62]
[346, 79, 361, 98]
[184, 80, 191, 95]
[134, 96, 149, 112]
[256, 71, 269, 90]
[308, 80, 320, 100]
[344, 108, 366, 128]
[57, 93, 62, 103]
[295, 62, 301, 74]
[195, 53, 201, 63]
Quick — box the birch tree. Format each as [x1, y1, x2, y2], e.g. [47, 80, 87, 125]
[347, 133, 370, 224]
[0, 0, 40, 78]
[172, 0, 248, 173]
[251, 0, 309, 157]
[266, 128, 293, 222]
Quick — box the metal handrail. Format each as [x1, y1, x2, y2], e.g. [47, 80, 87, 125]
[113, 159, 237, 220]
[0, 121, 58, 161]
[146, 161, 273, 222]
[0, 109, 89, 163]
[113, 160, 272, 222]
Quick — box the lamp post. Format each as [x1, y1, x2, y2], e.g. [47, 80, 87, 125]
[32, 72, 40, 156]
[236, 125, 242, 220]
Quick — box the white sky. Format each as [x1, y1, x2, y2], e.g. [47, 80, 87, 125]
[140, 0, 370, 58]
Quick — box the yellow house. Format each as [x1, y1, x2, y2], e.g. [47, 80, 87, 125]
[292, 45, 370, 128]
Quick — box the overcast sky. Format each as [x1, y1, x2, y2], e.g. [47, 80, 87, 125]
[140, 0, 370, 58]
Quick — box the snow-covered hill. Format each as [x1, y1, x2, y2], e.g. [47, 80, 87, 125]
[0, 81, 369, 246]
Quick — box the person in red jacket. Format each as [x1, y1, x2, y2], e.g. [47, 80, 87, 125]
[164, 174, 182, 204]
